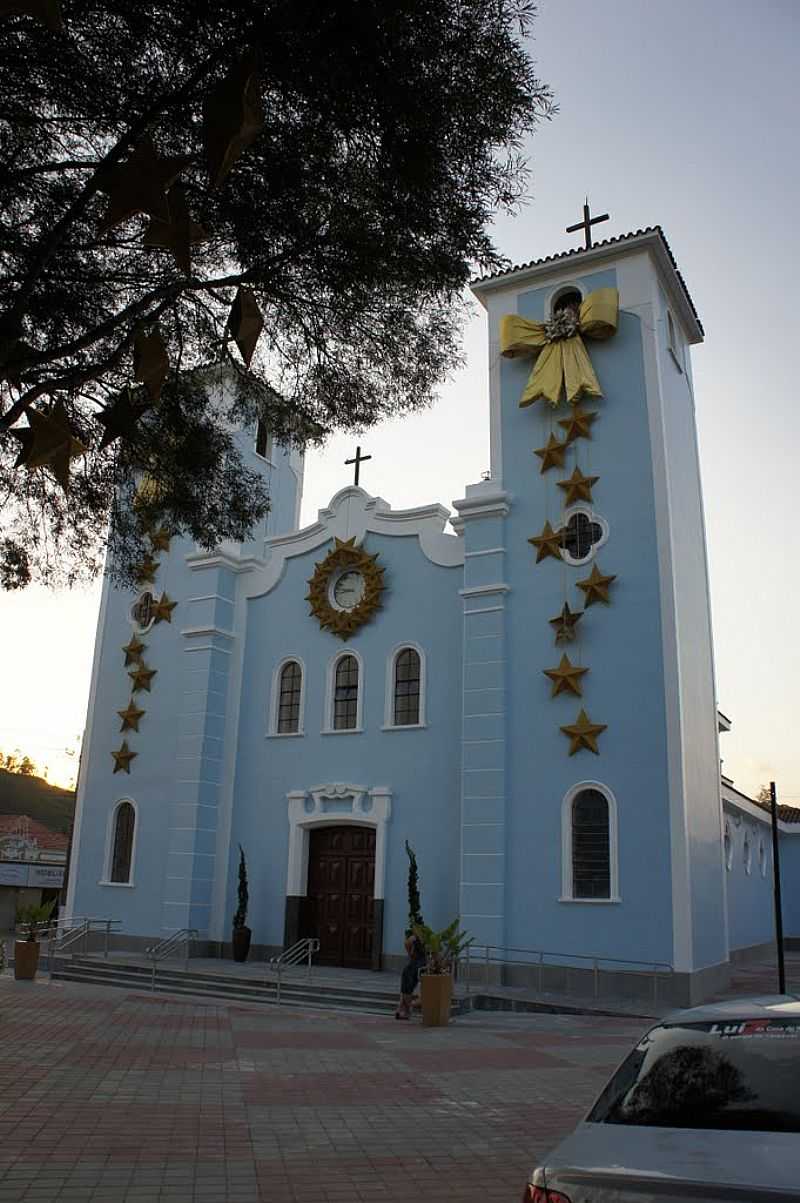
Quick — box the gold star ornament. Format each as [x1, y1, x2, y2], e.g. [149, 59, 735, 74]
[549, 603, 583, 645]
[143, 184, 208, 275]
[534, 434, 568, 474]
[577, 563, 617, 606]
[543, 654, 588, 698]
[528, 520, 563, 564]
[12, 398, 86, 492]
[227, 286, 263, 367]
[97, 138, 190, 234]
[0, 1, 64, 31]
[203, 50, 264, 187]
[557, 466, 599, 506]
[152, 592, 177, 624]
[134, 554, 159, 586]
[122, 634, 145, 666]
[95, 387, 150, 451]
[128, 663, 157, 693]
[117, 700, 145, 733]
[560, 709, 607, 756]
[148, 526, 172, 554]
[558, 406, 598, 443]
[111, 741, 137, 774]
[133, 328, 169, 402]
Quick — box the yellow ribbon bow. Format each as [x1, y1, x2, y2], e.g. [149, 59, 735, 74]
[500, 287, 619, 408]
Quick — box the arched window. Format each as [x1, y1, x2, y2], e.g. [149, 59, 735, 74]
[743, 830, 753, 875]
[552, 286, 583, 316]
[393, 648, 421, 726]
[724, 821, 733, 871]
[110, 801, 135, 884]
[759, 838, 768, 879]
[277, 660, 303, 734]
[572, 789, 610, 899]
[561, 783, 619, 902]
[333, 655, 359, 731]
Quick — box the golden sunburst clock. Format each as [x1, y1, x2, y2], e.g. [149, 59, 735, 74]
[305, 537, 385, 640]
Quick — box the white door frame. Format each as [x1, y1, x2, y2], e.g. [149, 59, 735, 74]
[286, 783, 392, 900]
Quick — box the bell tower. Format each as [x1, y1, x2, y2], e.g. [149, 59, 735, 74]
[66, 373, 304, 943]
[455, 227, 728, 1001]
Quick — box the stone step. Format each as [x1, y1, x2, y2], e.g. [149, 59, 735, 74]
[50, 956, 463, 1017]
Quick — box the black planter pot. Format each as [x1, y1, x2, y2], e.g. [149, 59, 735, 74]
[232, 925, 251, 962]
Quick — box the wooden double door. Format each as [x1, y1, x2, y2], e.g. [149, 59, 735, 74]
[302, 826, 376, 969]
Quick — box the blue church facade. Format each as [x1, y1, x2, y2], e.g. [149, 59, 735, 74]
[67, 228, 799, 1003]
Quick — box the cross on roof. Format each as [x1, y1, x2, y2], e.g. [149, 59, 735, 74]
[566, 199, 610, 250]
[345, 444, 371, 486]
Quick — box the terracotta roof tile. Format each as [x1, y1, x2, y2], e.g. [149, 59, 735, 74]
[0, 814, 70, 850]
[472, 226, 704, 337]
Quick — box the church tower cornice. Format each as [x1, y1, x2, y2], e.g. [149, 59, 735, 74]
[471, 226, 703, 345]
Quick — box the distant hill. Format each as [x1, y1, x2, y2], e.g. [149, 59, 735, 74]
[0, 769, 75, 834]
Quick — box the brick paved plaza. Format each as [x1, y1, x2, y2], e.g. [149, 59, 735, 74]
[0, 975, 648, 1203]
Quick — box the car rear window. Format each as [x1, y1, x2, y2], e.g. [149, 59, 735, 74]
[588, 1019, 800, 1133]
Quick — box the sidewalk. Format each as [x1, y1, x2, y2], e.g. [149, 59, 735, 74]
[0, 971, 647, 1203]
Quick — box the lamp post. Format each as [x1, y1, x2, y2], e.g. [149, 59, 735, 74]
[769, 781, 786, 995]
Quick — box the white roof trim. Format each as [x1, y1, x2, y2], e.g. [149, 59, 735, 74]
[246, 485, 463, 598]
[470, 229, 703, 345]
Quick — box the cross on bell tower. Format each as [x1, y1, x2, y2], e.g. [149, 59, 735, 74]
[566, 198, 610, 249]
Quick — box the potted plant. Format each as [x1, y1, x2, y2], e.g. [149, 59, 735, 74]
[232, 844, 251, 962]
[413, 919, 472, 1027]
[14, 899, 56, 981]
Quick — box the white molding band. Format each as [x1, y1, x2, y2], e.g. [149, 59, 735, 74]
[247, 486, 462, 599]
[286, 784, 392, 899]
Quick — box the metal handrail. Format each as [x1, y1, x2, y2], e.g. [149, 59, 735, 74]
[146, 928, 198, 990]
[51, 918, 122, 958]
[461, 942, 674, 1005]
[267, 937, 320, 1005]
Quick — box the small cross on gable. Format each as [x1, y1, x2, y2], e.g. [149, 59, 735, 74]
[345, 444, 372, 486]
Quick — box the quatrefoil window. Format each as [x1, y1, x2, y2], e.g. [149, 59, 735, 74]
[560, 510, 605, 564]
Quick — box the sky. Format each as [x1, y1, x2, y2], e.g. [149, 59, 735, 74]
[0, 0, 797, 799]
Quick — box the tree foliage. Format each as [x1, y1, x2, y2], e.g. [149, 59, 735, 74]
[0, 1, 553, 588]
[404, 839, 424, 934]
[233, 843, 249, 929]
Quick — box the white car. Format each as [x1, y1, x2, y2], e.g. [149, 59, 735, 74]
[523, 996, 800, 1202]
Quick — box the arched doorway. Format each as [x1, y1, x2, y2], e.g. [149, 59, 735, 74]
[301, 826, 376, 968]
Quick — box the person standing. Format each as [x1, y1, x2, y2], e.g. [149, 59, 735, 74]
[396, 930, 426, 1019]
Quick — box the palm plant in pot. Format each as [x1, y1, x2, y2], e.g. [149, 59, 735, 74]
[14, 899, 56, 981]
[413, 919, 472, 1027]
[232, 845, 251, 962]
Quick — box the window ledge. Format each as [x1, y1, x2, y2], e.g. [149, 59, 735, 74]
[321, 727, 364, 736]
[266, 731, 305, 739]
[558, 895, 621, 905]
[381, 722, 427, 731]
[98, 880, 135, 888]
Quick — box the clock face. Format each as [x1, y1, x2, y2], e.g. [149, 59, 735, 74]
[332, 570, 365, 611]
